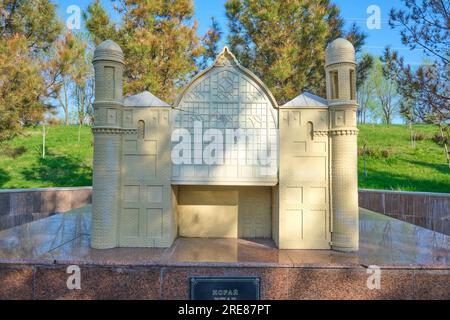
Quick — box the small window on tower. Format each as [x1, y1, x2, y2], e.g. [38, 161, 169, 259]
[104, 66, 115, 100]
[330, 70, 339, 99]
[307, 121, 314, 141]
[137, 120, 145, 139]
[350, 69, 356, 100]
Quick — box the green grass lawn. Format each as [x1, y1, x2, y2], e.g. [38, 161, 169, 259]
[358, 124, 449, 193]
[0, 125, 93, 188]
[0, 124, 449, 193]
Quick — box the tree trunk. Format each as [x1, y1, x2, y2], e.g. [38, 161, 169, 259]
[78, 123, 81, 144]
[438, 124, 450, 168]
[42, 125, 46, 159]
[64, 83, 69, 125]
[409, 121, 415, 149]
[363, 143, 367, 177]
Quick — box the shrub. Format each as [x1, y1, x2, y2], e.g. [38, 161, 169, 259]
[414, 133, 425, 141]
[1, 145, 27, 158]
[431, 134, 449, 145]
[358, 146, 377, 157]
[381, 149, 390, 158]
[48, 118, 63, 126]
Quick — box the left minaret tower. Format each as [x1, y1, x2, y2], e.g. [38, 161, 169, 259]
[91, 40, 124, 249]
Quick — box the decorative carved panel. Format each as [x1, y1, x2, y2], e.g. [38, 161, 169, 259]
[172, 49, 278, 185]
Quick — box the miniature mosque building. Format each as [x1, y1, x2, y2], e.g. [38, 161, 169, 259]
[91, 38, 359, 252]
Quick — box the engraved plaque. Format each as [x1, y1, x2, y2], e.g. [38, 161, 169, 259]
[191, 277, 260, 300]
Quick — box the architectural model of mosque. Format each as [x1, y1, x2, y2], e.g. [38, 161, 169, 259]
[91, 38, 359, 252]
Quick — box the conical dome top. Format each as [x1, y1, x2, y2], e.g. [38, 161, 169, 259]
[93, 40, 124, 63]
[325, 38, 355, 66]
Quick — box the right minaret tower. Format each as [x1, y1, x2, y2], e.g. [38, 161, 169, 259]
[325, 38, 359, 252]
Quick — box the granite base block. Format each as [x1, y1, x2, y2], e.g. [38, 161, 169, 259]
[414, 270, 450, 300]
[0, 264, 448, 300]
[0, 266, 34, 300]
[287, 268, 415, 300]
[34, 266, 160, 300]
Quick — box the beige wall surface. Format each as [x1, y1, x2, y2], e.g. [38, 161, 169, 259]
[119, 107, 175, 247]
[277, 109, 331, 249]
[177, 186, 272, 239]
[177, 186, 238, 238]
[238, 186, 272, 238]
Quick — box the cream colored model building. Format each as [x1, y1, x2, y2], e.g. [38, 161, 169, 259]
[91, 38, 359, 252]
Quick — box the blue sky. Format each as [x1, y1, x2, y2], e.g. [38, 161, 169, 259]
[55, 0, 426, 66]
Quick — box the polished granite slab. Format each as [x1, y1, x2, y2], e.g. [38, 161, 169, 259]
[0, 205, 448, 268]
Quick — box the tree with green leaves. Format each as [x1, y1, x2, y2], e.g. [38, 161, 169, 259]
[54, 31, 89, 125]
[200, 17, 223, 69]
[224, 0, 369, 104]
[0, 0, 62, 54]
[0, 0, 61, 141]
[84, 0, 220, 102]
[0, 0, 90, 141]
[357, 53, 376, 124]
[0, 34, 44, 141]
[386, 1, 448, 124]
[371, 58, 399, 125]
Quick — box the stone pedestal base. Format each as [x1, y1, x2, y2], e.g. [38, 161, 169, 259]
[0, 207, 448, 300]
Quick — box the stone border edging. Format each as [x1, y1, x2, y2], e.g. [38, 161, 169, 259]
[0, 186, 92, 193]
[359, 188, 450, 197]
[359, 189, 449, 236]
[0, 187, 92, 231]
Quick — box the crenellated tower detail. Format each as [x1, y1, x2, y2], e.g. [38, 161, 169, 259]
[325, 38, 359, 251]
[91, 40, 124, 249]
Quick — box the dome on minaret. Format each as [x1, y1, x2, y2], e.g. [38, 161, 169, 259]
[93, 39, 124, 63]
[325, 38, 355, 66]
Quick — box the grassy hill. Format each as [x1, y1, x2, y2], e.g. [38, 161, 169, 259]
[357, 124, 449, 192]
[0, 124, 448, 193]
[0, 126, 93, 189]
